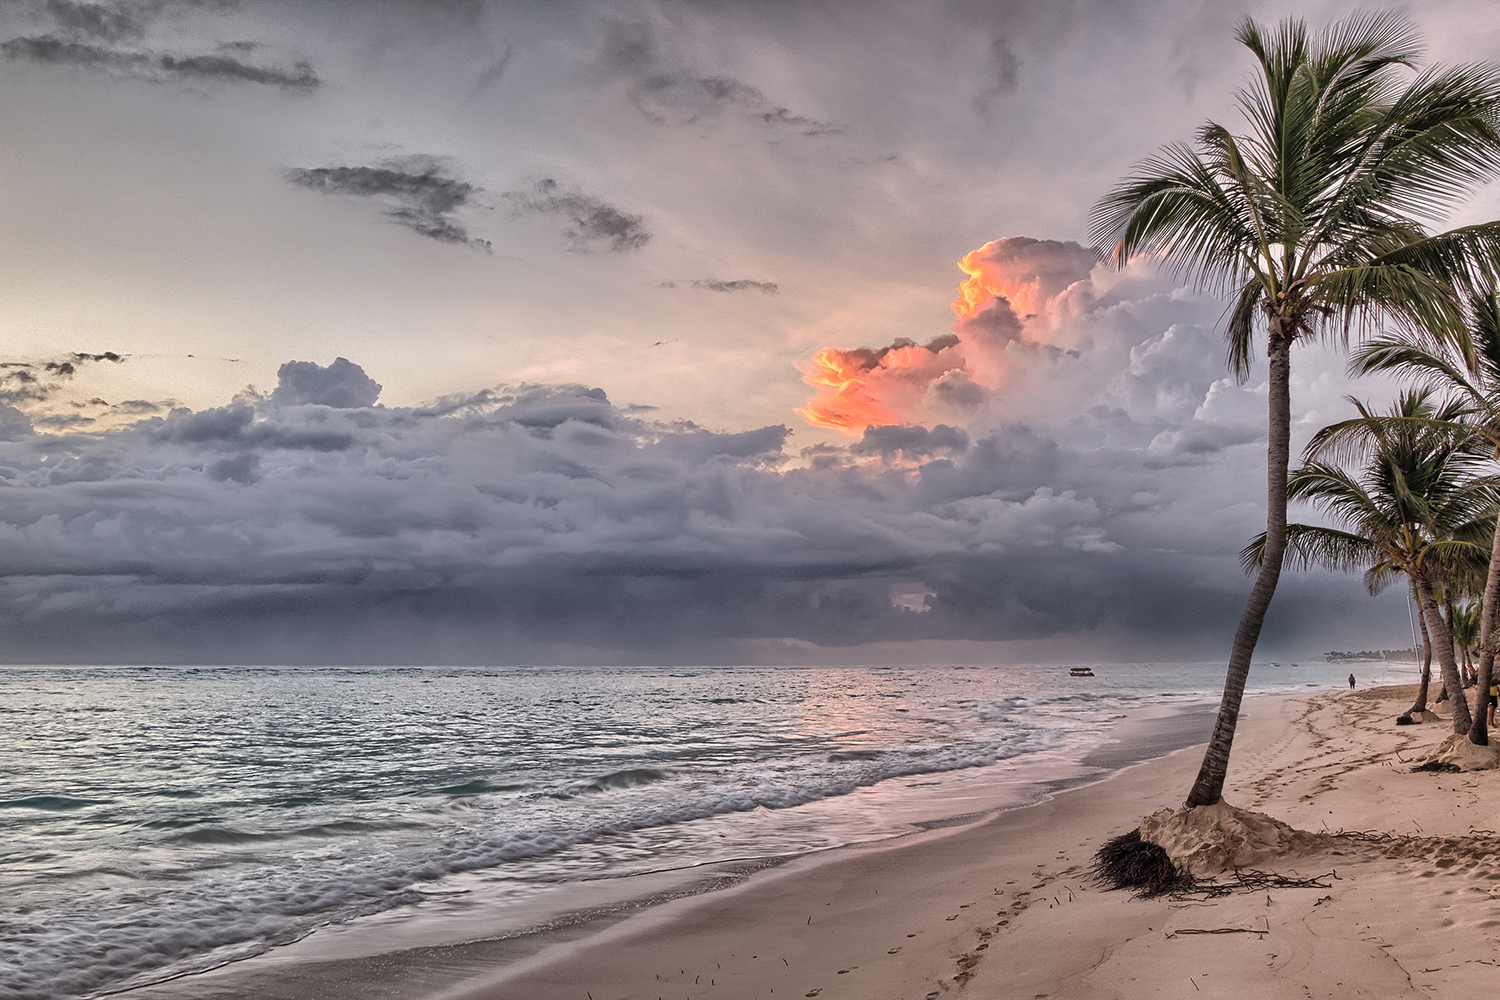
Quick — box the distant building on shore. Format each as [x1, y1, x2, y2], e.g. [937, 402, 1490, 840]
[1324, 649, 1418, 663]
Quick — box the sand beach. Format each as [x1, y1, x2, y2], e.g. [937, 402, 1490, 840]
[117, 681, 1500, 1000]
[454, 684, 1500, 1000]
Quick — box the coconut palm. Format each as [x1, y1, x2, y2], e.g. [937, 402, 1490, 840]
[1352, 291, 1500, 742]
[1245, 390, 1498, 734]
[1452, 599, 1480, 681]
[1411, 586, 1434, 715]
[1090, 12, 1500, 806]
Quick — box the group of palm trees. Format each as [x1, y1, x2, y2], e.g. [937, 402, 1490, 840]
[1244, 299, 1500, 746]
[1089, 11, 1500, 807]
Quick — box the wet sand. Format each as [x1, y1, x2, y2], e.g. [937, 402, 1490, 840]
[119, 703, 1220, 999]
[128, 687, 1500, 1000]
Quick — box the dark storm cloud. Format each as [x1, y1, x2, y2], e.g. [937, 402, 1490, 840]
[503, 178, 649, 252]
[850, 423, 969, 460]
[0, 34, 320, 89]
[594, 19, 840, 137]
[285, 162, 490, 250]
[0, 338, 1377, 666]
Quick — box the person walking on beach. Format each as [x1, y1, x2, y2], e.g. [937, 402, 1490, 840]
[1348, 673, 1356, 689]
[1489, 680, 1497, 728]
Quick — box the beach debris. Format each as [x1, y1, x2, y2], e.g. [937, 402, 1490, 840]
[1167, 918, 1270, 938]
[1412, 760, 1462, 773]
[1089, 828, 1197, 897]
[1415, 733, 1500, 771]
[1091, 827, 1336, 899]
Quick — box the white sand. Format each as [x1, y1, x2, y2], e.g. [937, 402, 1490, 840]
[437, 685, 1500, 1000]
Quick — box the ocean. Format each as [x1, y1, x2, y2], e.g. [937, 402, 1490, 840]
[0, 660, 1414, 1000]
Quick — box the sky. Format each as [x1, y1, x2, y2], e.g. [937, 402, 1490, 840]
[1, 0, 1498, 665]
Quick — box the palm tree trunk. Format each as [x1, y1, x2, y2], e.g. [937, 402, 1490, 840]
[1441, 592, 1464, 685]
[1409, 597, 1433, 715]
[1415, 570, 1473, 733]
[1467, 517, 1500, 745]
[1184, 334, 1291, 808]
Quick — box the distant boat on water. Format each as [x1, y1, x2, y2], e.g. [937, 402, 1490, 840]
[1069, 667, 1095, 677]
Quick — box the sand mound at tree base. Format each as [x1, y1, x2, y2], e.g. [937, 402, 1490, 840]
[1423, 733, 1500, 771]
[1138, 801, 1318, 874]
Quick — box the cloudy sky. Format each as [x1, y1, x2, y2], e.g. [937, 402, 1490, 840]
[1, 0, 1497, 665]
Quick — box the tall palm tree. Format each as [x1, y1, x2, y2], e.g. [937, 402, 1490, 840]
[1410, 585, 1434, 716]
[1353, 292, 1500, 743]
[1090, 12, 1500, 806]
[1246, 390, 1498, 735]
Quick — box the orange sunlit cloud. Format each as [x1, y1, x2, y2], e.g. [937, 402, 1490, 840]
[798, 237, 1098, 436]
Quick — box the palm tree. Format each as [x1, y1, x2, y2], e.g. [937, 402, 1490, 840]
[1410, 585, 1434, 715]
[1090, 12, 1500, 806]
[1452, 599, 1480, 681]
[1246, 390, 1497, 735]
[1353, 292, 1500, 743]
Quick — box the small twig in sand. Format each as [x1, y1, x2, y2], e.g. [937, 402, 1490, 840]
[1168, 927, 1269, 938]
[1190, 976, 1201, 991]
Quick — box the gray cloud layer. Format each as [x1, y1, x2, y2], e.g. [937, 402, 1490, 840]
[595, 19, 840, 137]
[661, 279, 779, 294]
[504, 178, 650, 252]
[0, 333, 1401, 664]
[3, 0, 322, 90]
[286, 162, 490, 249]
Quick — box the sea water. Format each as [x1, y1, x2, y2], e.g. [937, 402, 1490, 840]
[0, 660, 1413, 1000]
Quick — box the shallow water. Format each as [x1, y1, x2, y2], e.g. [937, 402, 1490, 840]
[0, 660, 1412, 999]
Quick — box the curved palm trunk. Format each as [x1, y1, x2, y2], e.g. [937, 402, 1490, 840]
[1467, 517, 1500, 745]
[1409, 600, 1433, 716]
[1415, 570, 1473, 733]
[1185, 337, 1291, 808]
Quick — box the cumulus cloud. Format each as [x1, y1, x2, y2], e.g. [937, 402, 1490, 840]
[270, 357, 383, 408]
[504, 178, 649, 252]
[285, 161, 491, 250]
[849, 423, 969, 461]
[799, 237, 1112, 435]
[594, 19, 839, 137]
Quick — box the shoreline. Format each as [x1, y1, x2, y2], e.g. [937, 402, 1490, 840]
[123, 679, 1500, 1000]
[460, 682, 1498, 1000]
[116, 696, 1229, 999]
